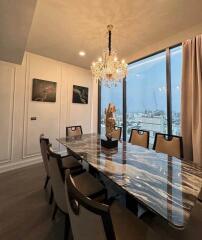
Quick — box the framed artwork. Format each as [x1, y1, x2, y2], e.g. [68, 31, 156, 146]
[72, 85, 88, 104]
[32, 79, 57, 102]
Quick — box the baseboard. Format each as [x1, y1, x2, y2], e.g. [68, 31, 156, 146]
[0, 149, 69, 174]
[0, 156, 42, 174]
[0, 150, 68, 174]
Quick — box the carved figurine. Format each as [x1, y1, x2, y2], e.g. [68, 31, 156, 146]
[105, 103, 116, 140]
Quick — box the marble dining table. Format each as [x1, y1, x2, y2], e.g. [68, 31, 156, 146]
[57, 133, 202, 229]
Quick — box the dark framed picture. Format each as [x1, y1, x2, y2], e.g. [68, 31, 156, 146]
[72, 85, 88, 104]
[32, 79, 57, 102]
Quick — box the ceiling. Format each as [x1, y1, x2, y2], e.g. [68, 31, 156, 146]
[0, 0, 37, 64]
[1, 0, 202, 68]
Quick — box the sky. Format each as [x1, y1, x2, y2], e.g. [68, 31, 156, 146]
[101, 46, 182, 114]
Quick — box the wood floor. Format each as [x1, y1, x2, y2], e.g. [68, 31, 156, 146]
[0, 163, 65, 240]
[0, 163, 201, 240]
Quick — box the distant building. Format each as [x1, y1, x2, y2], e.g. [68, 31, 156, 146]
[101, 110, 180, 145]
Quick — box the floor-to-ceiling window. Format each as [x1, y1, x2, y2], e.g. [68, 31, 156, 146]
[126, 51, 167, 144]
[98, 45, 182, 144]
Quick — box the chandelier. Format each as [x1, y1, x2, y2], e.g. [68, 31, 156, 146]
[91, 25, 128, 87]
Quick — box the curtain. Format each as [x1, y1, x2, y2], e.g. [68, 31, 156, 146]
[181, 35, 202, 166]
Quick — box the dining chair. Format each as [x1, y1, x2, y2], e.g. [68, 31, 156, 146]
[47, 145, 70, 239]
[64, 170, 159, 240]
[66, 125, 83, 137]
[39, 134, 50, 190]
[153, 133, 183, 159]
[47, 145, 107, 224]
[40, 134, 83, 176]
[111, 126, 122, 140]
[40, 134, 84, 205]
[129, 129, 150, 148]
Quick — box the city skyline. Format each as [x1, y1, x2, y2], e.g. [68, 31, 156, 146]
[101, 46, 182, 114]
[101, 46, 182, 139]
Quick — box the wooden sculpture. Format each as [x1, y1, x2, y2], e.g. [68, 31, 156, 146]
[105, 103, 116, 140]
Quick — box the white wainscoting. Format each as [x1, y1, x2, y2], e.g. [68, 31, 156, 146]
[0, 52, 95, 173]
[0, 63, 15, 164]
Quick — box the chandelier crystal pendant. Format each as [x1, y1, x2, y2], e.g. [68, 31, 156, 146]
[91, 25, 128, 87]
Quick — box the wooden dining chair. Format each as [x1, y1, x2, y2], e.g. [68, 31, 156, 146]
[47, 146, 107, 240]
[111, 126, 122, 140]
[39, 134, 84, 205]
[47, 144, 107, 219]
[40, 134, 83, 176]
[39, 134, 50, 190]
[66, 125, 83, 137]
[129, 129, 150, 148]
[47, 145, 70, 239]
[153, 133, 183, 159]
[64, 170, 159, 240]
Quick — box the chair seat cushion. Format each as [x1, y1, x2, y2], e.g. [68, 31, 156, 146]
[73, 172, 106, 201]
[61, 155, 82, 170]
[110, 201, 159, 240]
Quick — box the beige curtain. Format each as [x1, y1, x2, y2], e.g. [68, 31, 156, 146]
[181, 35, 202, 166]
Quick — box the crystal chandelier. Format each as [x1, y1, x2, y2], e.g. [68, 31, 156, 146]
[91, 25, 128, 87]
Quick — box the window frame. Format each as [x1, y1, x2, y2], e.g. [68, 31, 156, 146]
[98, 43, 182, 141]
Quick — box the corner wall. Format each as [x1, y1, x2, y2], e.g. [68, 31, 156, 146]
[0, 52, 96, 173]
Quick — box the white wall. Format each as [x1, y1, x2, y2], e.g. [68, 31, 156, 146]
[0, 52, 96, 173]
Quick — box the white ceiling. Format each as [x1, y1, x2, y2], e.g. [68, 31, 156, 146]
[0, 0, 37, 64]
[1, 0, 202, 67]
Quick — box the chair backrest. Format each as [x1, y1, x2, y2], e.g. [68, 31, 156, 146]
[64, 170, 116, 240]
[111, 127, 122, 140]
[47, 145, 68, 213]
[39, 134, 50, 177]
[129, 129, 150, 148]
[66, 125, 83, 137]
[153, 133, 183, 159]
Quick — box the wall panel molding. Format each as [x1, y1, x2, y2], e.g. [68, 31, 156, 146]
[22, 53, 32, 159]
[0, 52, 93, 173]
[0, 63, 15, 163]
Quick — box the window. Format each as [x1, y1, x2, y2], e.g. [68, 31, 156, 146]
[126, 51, 167, 144]
[100, 83, 123, 136]
[170, 46, 182, 135]
[98, 45, 182, 144]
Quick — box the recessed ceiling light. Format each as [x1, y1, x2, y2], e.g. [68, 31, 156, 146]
[79, 51, 86, 56]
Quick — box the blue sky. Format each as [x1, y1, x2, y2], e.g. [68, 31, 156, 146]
[101, 46, 182, 114]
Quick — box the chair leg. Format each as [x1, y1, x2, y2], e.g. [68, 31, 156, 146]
[44, 175, 50, 189]
[49, 187, 53, 205]
[52, 203, 58, 220]
[69, 229, 74, 240]
[64, 214, 70, 240]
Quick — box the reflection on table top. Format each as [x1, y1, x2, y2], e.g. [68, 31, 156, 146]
[57, 133, 202, 228]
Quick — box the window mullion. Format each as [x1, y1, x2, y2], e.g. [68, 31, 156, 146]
[166, 48, 172, 135]
[123, 77, 127, 141]
[98, 83, 101, 134]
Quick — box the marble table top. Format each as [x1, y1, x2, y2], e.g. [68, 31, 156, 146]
[57, 134, 202, 228]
